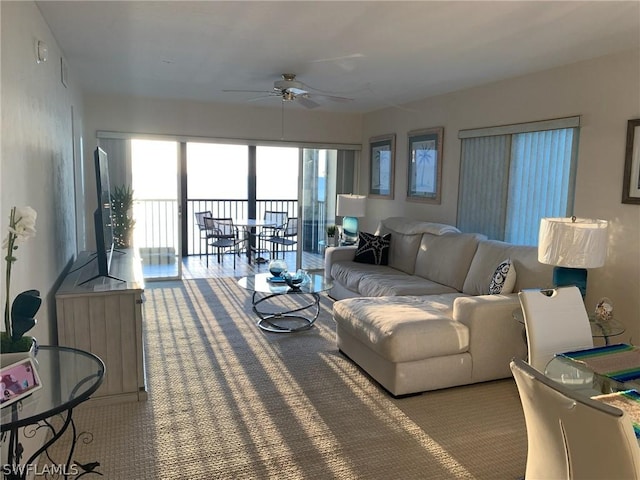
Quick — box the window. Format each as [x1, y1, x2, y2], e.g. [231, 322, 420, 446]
[187, 143, 248, 199]
[457, 117, 579, 245]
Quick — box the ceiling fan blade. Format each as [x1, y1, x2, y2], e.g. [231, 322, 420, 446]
[247, 94, 280, 102]
[313, 94, 354, 103]
[222, 89, 274, 94]
[297, 96, 320, 109]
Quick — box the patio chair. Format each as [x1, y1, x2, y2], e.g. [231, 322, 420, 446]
[194, 211, 214, 257]
[203, 217, 245, 269]
[255, 211, 287, 261]
[267, 217, 298, 259]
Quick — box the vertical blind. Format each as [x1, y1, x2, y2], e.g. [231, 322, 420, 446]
[458, 117, 579, 245]
[458, 135, 510, 240]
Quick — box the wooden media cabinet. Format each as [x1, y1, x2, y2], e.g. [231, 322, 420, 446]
[55, 250, 146, 404]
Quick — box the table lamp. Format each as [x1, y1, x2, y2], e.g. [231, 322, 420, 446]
[538, 216, 609, 297]
[336, 194, 367, 245]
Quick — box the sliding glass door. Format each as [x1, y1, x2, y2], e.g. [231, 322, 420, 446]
[131, 139, 182, 280]
[100, 133, 358, 280]
[299, 149, 336, 271]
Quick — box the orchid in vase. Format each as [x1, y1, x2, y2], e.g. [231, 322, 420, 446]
[2, 206, 41, 353]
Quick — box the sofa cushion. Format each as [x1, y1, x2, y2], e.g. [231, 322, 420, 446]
[330, 261, 396, 292]
[414, 233, 483, 291]
[376, 217, 461, 236]
[488, 258, 517, 294]
[383, 232, 421, 274]
[358, 273, 459, 297]
[375, 218, 460, 275]
[333, 294, 470, 363]
[354, 232, 391, 265]
[463, 240, 554, 295]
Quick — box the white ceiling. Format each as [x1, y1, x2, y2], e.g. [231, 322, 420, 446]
[36, 1, 640, 113]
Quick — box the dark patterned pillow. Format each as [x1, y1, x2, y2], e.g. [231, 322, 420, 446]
[353, 232, 391, 265]
[488, 258, 517, 294]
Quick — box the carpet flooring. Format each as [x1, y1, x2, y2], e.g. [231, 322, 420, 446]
[45, 278, 527, 479]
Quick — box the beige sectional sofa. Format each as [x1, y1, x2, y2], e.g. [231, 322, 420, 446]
[325, 217, 554, 396]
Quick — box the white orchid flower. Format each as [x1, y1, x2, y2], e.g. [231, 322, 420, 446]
[4, 206, 38, 341]
[9, 206, 37, 241]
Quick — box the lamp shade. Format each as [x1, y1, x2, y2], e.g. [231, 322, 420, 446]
[538, 217, 609, 268]
[336, 194, 367, 218]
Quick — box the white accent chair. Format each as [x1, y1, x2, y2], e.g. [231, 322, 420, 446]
[510, 357, 640, 479]
[518, 286, 593, 373]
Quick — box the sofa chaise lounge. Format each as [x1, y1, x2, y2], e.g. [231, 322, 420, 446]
[325, 217, 554, 396]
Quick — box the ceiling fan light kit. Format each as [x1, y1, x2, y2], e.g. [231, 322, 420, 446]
[223, 73, 353, 109]
[274, 73, 305, 93]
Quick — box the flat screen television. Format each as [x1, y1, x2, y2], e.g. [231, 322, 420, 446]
[79, 147, 122, 284]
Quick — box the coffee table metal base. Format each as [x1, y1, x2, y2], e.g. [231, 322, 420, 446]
[252, 291, 320, 333]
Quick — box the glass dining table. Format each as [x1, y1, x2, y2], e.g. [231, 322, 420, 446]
[546, 343, 640, 396]
[233, 218, 278, 264]
[546, 344, 640, 442]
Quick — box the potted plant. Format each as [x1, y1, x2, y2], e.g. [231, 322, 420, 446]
[2, 206, 40, 356]
[326, 224, 337, 247]
[111, 185, 136, 248]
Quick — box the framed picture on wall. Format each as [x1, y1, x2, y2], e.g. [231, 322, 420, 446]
[407, 127, 443, 204]
[622, 119, 640, 204]
[369, 134, 395, 199]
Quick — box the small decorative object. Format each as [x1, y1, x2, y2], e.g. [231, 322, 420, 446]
[268, 259, 287, 277]
[326, 225, 336, 247]
[296, 269, 311, 285]
[595, 297, 614, 323]
[282, 271, 303, 291]
[111, 184, 136, 248]
[2, 206, 39, 354]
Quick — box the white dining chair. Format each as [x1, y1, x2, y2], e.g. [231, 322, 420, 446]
[510, 357, 640, 479]
[518, 286, 593, 373]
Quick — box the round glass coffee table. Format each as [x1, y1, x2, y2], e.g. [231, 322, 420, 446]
[238, 272, 333, 333]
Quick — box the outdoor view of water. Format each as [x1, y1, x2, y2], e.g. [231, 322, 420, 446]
[131, 140, 300, 201]
[129, 139, 304, 261]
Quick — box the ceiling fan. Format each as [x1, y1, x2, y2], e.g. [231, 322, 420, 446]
[223, 73, 353, 109]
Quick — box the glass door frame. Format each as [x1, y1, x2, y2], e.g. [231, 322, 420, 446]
[298, 148, 357, 272]
[130, 137, 183, 281]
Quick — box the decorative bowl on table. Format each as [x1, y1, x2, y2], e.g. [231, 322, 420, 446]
[268, 259, 287, 277]
[282, 272, 304, 290]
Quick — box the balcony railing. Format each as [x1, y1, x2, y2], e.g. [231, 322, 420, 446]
[133, 198, 325, 258]
[187, 199, 299, 256]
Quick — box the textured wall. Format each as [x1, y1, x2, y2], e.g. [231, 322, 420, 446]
[361, 49, 640, 344]
[1, 1, 84, 345]
[80, 93, 363, 250]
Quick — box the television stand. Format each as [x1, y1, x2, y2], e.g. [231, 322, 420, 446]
[68, 248, 125, 277]
[77, 272, 125, 286]
[55, 250, 146, 404]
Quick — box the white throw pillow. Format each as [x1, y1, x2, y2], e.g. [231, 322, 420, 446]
[488, 258, 516, 294]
